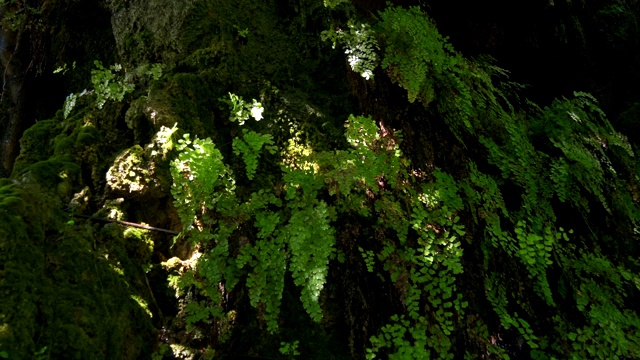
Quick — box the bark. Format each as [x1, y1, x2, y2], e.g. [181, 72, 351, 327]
[0, 4, 30, 177]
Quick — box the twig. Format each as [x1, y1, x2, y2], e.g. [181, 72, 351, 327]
[72, 213, 179, 235]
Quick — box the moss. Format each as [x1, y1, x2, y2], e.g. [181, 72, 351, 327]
[54, 135, 76, 158]
[75, 125, 102, 148]
[0, 182, 156, 360]
[0, 195, 25, 213]
[146, 72, 219, 138]
[109, 0, 196, 66]
[125, 96, 153, 144]
[14, 100, 105, 182]
[123, 227, 154, 264]
[3, 1, 354, 358]
[14, 159, 80, 198]
[11, 120, 61, 176]
[106, 145, 155, 197]
[121, 29, 156, 64]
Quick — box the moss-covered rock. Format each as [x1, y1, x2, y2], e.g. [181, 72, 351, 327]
[109, 0, 195, 65]
[0, 181, 156, 359]
[105, 144, 171, 200]
[16, 159, 81, 200]
[11, 120, 61, 176]
[145, 72, 218, 138]
[3, 1, 355, 358]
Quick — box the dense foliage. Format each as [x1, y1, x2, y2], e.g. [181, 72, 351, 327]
[1, 0, 640, 359]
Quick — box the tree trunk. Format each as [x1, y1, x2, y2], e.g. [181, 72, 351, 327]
[0, 4, 29, 177]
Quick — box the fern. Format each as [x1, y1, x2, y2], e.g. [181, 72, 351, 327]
[321, 19, 379, 79]
[167, 23, 640, 354]
[170, 134, 232, 241]
[284, 201, 335, 321]
[232, 130, 276, 180]
[239, 229, 287, 332]
[372, 5, 640, 358]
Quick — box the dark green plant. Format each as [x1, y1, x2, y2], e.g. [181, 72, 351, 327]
[170, 111, 477, 357]
[165, 3, 640, 358]
[63, 61, 163, 118]
[373, 5, 640, 359]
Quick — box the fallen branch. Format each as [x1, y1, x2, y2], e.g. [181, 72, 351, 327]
[72, 213, 179, 235]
